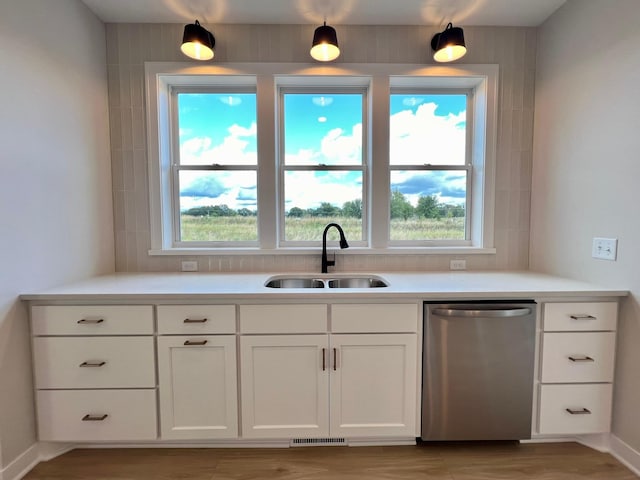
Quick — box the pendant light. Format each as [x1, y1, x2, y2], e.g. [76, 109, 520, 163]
[431, 22, 466, 63]
[181, 20, 215, 61]
[310, 22, 340, 62]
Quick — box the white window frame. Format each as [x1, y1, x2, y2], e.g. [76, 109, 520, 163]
[170, 86, 259, 248]
[145, 62, 497, 256]
[387, 87, 473, 247]
[277, 82, 369, 247]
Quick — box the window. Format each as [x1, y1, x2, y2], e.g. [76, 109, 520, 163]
[146, 64, 497, 254]
[280, 89, 366, 245]
[389, 92, 470, 245]
[173, 89, 258, 246]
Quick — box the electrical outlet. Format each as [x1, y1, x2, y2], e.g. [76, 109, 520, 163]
[181, 260, 198, 272]
[592, 237, 617, 261]
[450, 259, 466, 270]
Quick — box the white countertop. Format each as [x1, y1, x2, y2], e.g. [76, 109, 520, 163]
[20, 271, 628, 302]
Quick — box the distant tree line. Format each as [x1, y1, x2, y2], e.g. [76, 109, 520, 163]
[390, 190, 465, 220]
[182, 205, 257, 217]
[182, 191, 464, 220]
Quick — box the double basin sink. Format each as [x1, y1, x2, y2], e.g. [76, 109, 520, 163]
[265, 275, 388, 289]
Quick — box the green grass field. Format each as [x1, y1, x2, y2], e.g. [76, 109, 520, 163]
[180, 215, 465, 242]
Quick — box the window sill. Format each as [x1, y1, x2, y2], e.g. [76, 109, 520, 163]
[148, 247, 497, 256]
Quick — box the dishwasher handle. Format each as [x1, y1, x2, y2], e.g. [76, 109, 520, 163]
[431, 307, 532, 318]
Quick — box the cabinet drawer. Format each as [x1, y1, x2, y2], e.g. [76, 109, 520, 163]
[240, 305, 327, 334]
[538, 384, 612, 435]
[540, 332, 616, 383]
[331, 304, 418, 333]
[543, 302, 617, 331]
[158, 305, 235, 334]
[36, 389, 157, 441]
[33, 337, 155, 389]
[31, 305, 153, 335]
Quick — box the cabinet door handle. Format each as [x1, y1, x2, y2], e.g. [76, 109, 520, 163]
[566, 408, 591, 415]
[322, 348, 326, 371]
[82, 414, 108, 421]
[184, 340, 207, 346]
[77, 318, 104, 324]
[569, 314, 596, 320]
[568, 356, 595, 362]
[183, 318, 208, 323]
[333, 348, 338, 371]
[79, 361, 106, 367]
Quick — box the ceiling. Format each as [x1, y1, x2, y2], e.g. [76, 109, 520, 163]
[80, 0, 567, 27]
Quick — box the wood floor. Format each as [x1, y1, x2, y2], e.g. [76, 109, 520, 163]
[24, 442, 637, 480]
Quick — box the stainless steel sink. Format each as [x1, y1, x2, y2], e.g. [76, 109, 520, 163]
[264, 275, 388, 289]
[264, 278, 325, 288]
[327, 277, 388, 288]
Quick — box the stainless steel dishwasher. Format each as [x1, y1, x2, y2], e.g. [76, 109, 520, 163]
[422, 301, 536, 441]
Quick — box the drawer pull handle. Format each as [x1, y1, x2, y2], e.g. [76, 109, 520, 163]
[82, 414, 108, 421]
[184, 318, 208, 323]
[77, 318, 104, 324]
[568, 356, 595, 362]
[566, 408, 591, 415]
[569, 314, 596, 320]
[184, 340, 208, 346]
[79, 361, 106, 367]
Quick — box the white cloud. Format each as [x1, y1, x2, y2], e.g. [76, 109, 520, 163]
[180, 122, 257, 166]
[286, 124, 363, 166]
[180, 101, 465, 210]
[218, 95, 243, 106]
[390, 102, 466, 165]
[284, 171, 361, 210]
[320, 125, 362, 164]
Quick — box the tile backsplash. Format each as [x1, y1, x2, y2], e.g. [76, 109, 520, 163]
[106, 24, 536, 273]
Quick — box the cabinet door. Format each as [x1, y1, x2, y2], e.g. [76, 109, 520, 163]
[330, 334, 417, 438]
[240, 335, 329, 439]
[157, 336, 238, 440]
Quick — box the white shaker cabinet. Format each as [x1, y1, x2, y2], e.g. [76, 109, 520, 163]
[240, 334, 330, 439]
[329, 333, 417, 438]
[156, 305, 238, 440]
[537, 301, 618, 436]
[31, 305, 157, 442]
[239, 303, 419, 440]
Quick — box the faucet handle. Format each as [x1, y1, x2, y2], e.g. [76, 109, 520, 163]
[327, 252, 336, 267]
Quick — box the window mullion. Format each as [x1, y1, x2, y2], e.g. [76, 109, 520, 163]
[370, 75, 390, 248]
[257, 74, 277, 249]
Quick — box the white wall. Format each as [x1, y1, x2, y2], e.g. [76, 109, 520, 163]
[0, 0, 114, 470]
[531, 0, 640, 451]
[106, 24, 537, 272]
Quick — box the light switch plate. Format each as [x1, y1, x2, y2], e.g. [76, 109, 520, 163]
[592, 237, 617, 261]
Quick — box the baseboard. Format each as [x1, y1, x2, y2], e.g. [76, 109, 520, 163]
[0, 444, 39, 480]
[37, 442, 75, 461]
[610, 435, 640, 477]
[576, 433, 611, 453]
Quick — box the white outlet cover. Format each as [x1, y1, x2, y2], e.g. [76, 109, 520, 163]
[181, 260, 199, 271]
[450, 259, 467, 270]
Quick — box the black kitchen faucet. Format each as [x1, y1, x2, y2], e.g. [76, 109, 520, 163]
[321, 223, 349, 273]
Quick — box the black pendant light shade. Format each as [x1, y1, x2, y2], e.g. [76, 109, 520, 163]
[431, 22, 466, 62]
[310, 22, 340, 62]
[181, 20, 215, 61]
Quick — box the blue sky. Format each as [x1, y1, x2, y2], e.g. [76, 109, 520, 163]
[177, 91, 467, 211]
[284, 93, 362, 165]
